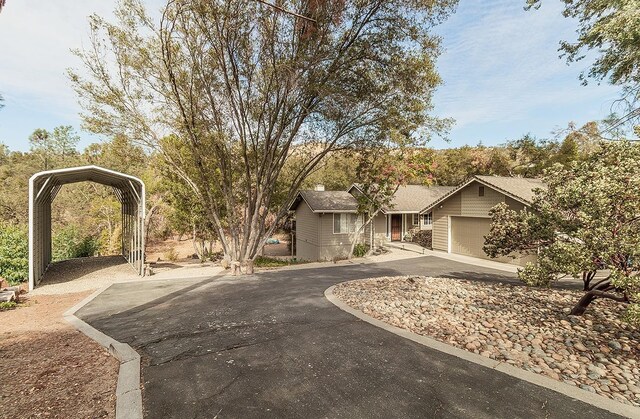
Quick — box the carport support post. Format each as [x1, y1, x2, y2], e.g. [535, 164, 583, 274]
[28, 177, 34, 290]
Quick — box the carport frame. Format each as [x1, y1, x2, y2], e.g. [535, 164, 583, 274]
[28, 165, 146, 291]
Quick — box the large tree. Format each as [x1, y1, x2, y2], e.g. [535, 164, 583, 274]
[70, 0, 455, 273]
[527, 0, 640, 132]
[484, 140, 640, 322]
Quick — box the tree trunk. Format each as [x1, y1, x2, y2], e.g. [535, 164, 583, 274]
[570, 292, 597, 315]
[244, 259, 254, 275]
[569, 278, 628, 315]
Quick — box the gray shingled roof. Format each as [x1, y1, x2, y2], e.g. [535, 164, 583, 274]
[385, 185, 456, 213]
[474, 175, 546, 204]
[292, 190, 359, 212]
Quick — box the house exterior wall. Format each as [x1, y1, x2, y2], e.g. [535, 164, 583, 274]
[373, 213, 387, 246]
[505, 196, 526, 212]
[431, 182, 535, 266]
[460, 182, 505, 217]
[432, 192, 462, 251]
[294, 201, 319, 261]
[317, 213, 360, 261]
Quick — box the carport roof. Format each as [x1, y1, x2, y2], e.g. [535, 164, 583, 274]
[30, 165, 143, 190]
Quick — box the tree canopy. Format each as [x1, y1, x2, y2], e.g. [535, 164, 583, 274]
[70, 0, 457, 272]
[484, 140, 640, 322]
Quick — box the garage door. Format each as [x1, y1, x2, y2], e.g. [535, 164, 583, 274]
[450, 216, 536, 266]
[450, 216, 491, 259]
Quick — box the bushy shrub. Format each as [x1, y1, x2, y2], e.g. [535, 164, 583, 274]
[411, 230, 432, 249]
[0, 224, 28, 284]
[163, 247, 179, 262]
[353, 243, 369, 258]
[53, 225, 99, 261]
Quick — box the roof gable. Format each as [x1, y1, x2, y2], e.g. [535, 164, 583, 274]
[289, 190, 358, 213]
[419, 175, 545, 214]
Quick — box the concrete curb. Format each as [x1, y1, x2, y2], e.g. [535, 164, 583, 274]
[325, 285, 640, 419]
[63, 286, 143, 419]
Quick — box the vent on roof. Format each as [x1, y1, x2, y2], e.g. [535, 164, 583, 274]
[315, 184, 325, 191]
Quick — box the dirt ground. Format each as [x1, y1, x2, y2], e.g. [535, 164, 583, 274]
[147, 233, 293, 261]
[0, 292, 118, 419]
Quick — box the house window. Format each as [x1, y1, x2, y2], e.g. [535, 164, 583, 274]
[412, 214, 419, 225]
[479, 186, 485, 197]
[333, 213, 362, 234]
[422, 212, 432, 225]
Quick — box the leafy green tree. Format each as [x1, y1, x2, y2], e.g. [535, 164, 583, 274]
[528, 0, 640, 131]
[29, 125, 80, 170]
[70, 0, 456, 273]
[349, 147, 433, 257]
[0, 223, 28, 284]
[484, 140, 640, 322]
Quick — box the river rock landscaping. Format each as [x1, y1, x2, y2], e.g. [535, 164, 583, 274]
[333, 276, 640, 407]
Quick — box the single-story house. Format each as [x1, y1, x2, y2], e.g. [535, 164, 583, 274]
[289, 184, 454, 261]
[288, 188, 363, 261]
[420, 175, 544, 265]
[349, 184, 455, 242]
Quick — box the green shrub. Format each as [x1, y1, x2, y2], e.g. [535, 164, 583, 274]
[353, 243, 369, 258]
[0, 223, 28, 284]
[76, 235, 100, 258]
[53, 225, 99, 261]
[0, 301, 18, 311]
[411, 230, 432, 249]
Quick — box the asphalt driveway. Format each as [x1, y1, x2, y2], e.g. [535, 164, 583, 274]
[77, 256, 619, 418]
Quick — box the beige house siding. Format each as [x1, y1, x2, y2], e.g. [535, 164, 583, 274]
[373, 213, 387, 246]
[317, 213, 359, 260]
[460, 181, 505, 217]
[431, 183, 536, 266]
[432, 192, 461, 251]
[294, 201, 319, 261]
[505, 196, 526, 211]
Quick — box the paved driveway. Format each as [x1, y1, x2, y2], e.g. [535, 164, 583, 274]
[77, 256, 617, 418]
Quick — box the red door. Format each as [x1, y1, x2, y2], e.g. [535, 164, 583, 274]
[391, 215, 402, 241]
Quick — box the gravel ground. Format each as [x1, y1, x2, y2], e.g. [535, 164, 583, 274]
[334, 276, 640, 407]
[31, 256, 224, 295]
[31, 256, 140, 295]
[0, 292, 118, 418]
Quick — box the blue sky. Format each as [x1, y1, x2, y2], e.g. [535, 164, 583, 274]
[0, 0, 622, 152]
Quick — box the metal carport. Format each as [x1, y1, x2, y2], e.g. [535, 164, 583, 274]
[28, 165, 146, 291]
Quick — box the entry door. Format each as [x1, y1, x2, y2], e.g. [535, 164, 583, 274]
[391, 214, 402, 241]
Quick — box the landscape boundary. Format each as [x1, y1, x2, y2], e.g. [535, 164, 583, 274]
[325, 284, 640, 419]
[63, 286, 143, 419]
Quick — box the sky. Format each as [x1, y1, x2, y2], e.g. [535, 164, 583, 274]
[0, 0, 622, 152]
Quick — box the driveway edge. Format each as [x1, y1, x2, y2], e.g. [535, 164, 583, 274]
[325, 285, 639, 419]
[63, 286, 143, 419]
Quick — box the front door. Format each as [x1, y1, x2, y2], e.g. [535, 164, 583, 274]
[391, 214, 402, 241]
